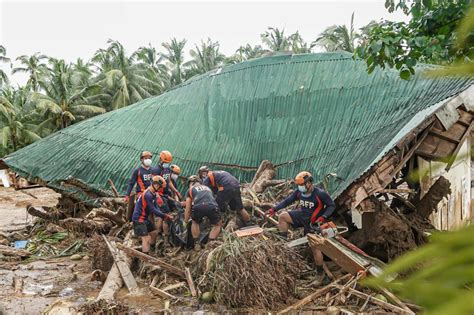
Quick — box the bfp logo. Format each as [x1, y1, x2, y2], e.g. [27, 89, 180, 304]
[299, 200, 315, 209]
[143, 174, 153, 181]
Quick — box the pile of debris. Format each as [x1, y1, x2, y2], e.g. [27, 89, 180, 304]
[195, 234, 309, 309]
[0, 160, 429, 313]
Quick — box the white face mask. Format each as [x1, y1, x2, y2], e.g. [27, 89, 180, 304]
[143, 158, 152, 167]
[297, 185, 307, 193]
[171, 174, 178, 181]
[162, 163, 170, 168]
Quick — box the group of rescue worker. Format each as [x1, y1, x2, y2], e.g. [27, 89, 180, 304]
[126, 150, 336, 274]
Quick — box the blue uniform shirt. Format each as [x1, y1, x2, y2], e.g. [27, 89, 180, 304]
[274, 186, 336, 223]
[132, 189, 166, 223]
[126, 166, 154, 196]
[203, 171, 240, 193]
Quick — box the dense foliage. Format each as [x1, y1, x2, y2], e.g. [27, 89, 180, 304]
[355, 0, 473, 79]
[1, 1, 472, 155]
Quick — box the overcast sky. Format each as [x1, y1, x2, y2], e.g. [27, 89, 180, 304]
[1, 0, 409, 85]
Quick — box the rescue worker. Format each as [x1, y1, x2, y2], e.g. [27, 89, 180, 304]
[267, 171, 335, 273]
[200, 167, 251, 225]
[197, 165, 209, 181]
[124, 151, 155, 220]
[153, 151, 182, 246]
[170, 164, 181, 189]
[132, 175, 173, 254]
[184, 175, 222, 250]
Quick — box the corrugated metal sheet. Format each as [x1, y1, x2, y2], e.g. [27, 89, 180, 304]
[2, 52, 472, 201]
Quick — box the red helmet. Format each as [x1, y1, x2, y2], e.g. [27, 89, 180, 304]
[159, 150, 173, 163]
[295, 171, 313, 185]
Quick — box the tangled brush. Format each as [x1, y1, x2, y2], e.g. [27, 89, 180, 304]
[197, 234, 309, 309]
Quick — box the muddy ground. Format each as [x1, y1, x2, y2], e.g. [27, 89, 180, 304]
[0, 187, 169, 315]
[0, 187, 59, 231]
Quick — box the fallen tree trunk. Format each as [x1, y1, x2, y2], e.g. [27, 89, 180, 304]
[27, 205, 66, 221]
[92, 208, 125, 227]
[97, 231, 134, 301]
[0, 245, 30, 257]
[249, 160, 286, 193]
[58, 218, 113, 235]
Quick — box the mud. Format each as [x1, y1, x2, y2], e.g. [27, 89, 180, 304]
[0, 257, 102, 315]
[349, 200, 418, 262]
[0, 187, 59, 231]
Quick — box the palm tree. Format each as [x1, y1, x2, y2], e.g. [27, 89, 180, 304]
[289, 32, 312, 53]
[12, 53, 49, 91]
[0, 45, 10, 87]
[312, 13, 358, 53]
[71, 58, 95, 88]
[161, 38, 187, 86]
[134, 44, 170, 90]
[28, 59, 105, 130]
[261, 27, 290, 52]
[185, 38, 225, 78]
[0, 87, 41, 153]
[93, 40, 163, 110]
[227, 44, 264, 64]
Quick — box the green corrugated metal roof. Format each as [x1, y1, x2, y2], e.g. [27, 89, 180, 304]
[2, 52, 472, 202]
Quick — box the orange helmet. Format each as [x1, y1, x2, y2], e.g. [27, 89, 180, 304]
[159, 150, 173, 163]
[140, 151, 153, 159]
[152, 175, 167, 188]
[170, 164, 181, 175]
[294, 171, 313, 185]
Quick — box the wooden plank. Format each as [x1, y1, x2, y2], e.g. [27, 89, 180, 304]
[446, 123, 473, 171]
[276, 274, 352, 314]
[414, 150, 445, 161]
[429, 129, 460, 144]
[162, 282, 186, 292]
[108, 179, 120, 197]
[117, 243, 186, 278]
[390, 124, 433, 178]
[102, 235, 139, 294]
[149, 285, 176, 300]
[185, 267, 197, 297]
[378, 188, 414, 194]
[378, 286, 415, 314]
[334, 286, 412, 314]
[307, 234, 366, 275]
[234, 226, 263, 237]
[391, 193, 417, 211]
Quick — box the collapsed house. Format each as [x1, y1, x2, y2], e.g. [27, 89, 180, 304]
[1, 52, 473, 313]
[1, 52, 472, 232]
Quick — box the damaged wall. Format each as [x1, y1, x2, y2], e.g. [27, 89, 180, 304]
[419, 136, 472, 230]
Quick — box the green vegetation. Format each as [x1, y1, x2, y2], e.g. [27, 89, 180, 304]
[0, 2, 471, 156]
[356, 0, 473, 79]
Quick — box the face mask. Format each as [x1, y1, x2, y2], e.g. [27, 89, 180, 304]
[162, 163, 170, 168]
[171, 174, 178, 181]
[297, 185, 307, 193]
[143, 159, 152, 167]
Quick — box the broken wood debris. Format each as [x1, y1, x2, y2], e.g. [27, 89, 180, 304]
[116, 243, 186, 278]
[149, 285, 177, 300]
[102, 235, 139, 294]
